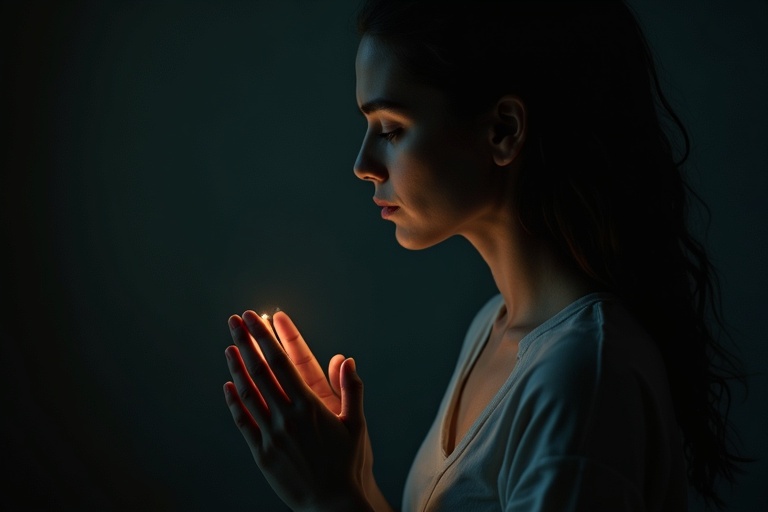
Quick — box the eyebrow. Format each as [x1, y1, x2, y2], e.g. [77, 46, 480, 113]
[358, 98, 411, 116]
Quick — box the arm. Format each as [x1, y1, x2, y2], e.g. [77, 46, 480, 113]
[223, 310, 395, 512]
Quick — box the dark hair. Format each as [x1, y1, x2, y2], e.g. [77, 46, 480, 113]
[356, 0, 749, 508]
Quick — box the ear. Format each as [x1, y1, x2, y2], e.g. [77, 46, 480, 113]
[488, 95, 526, 167]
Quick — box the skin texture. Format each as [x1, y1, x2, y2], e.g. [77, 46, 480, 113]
[223, 311, 378, 512]
[354, 36, 593, 330]
[224, 35, 595, 512]
[353, 36, 507, 251]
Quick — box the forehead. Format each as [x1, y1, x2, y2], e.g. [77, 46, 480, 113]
[355, 36, 398, 96]
[355, 35, 443, 115]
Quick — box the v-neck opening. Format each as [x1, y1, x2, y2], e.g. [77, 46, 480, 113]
[440, 296, 504, 458]
[438, 292, 611, 461]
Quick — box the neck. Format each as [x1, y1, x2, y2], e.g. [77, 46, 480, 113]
[463, 214, 595, 337]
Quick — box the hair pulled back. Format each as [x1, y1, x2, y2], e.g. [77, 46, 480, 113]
[356, 1, 748, 507]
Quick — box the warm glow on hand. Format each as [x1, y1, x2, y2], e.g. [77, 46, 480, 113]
[222, 309, 372, 511]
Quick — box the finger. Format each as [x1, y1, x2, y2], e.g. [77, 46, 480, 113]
[225, 345, 270, 424]
[242, 310, 309, 401]
[228, 314, 265, 357]
[229, 315, 289, 408]
[223, 381, 263, 456]
[340, 358, 365, 431]
[273, 311, 336, 400]
[329, 354, 345, 398]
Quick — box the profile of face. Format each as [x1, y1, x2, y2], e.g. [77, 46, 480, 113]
[354, 36, 525, 250]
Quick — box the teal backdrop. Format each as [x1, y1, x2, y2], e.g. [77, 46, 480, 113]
[2, 1, 766, 510]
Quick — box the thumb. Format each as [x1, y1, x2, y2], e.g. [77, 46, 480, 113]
[340, 358, 365, 430]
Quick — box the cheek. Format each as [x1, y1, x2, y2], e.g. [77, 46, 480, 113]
[392, 156, 443, 210]
[390, 130, 486, 213]
[409, 155, 483, 210]
[386, 139, 436, 198]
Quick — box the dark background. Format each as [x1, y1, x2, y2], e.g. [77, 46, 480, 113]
[2, 1, 766, 511]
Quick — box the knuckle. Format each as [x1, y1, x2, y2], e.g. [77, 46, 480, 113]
[247, 359, 269, 378]
[233, 410, 251, 429]
[264, 352, 287, 373]
[236, 385, 252, 401]
[272, 415, 298, 437]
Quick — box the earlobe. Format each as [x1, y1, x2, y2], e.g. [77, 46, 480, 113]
[489, 95, 526, 167]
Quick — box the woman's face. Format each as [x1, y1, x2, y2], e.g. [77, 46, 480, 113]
[354, 36, 505, 250]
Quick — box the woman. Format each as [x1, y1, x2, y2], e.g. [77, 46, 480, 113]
[223, 1, 746, 510]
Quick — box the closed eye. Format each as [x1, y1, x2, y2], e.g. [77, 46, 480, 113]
[378, 128, 402, 142]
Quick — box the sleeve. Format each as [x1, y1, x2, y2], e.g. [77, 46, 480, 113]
[496, 316, 653, 511]
[502, 456, 644, 512]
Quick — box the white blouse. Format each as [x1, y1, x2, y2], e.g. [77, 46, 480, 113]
[402, 293, 687, 511]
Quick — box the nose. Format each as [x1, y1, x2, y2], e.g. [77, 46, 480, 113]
[353, 133, 388, 182]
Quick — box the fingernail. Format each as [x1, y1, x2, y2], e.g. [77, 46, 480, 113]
[228, 316, 240, 330]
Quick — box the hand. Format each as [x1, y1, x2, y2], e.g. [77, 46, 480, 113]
[269, 312, 393, 512]
[270, 311, 345, 416]
[223, 310, 373, 512]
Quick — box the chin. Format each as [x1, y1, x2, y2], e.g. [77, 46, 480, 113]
[394, 227, 448, 251]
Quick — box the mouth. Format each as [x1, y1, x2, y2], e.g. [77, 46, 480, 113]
[373, 198, 400, 219]
[380, 205, 400, 219]
[373, 197, 396, 207]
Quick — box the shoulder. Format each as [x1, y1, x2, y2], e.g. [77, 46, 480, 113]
[507, 294, 669, 447]
[521, 295, 657, 392]
[505, 294, 676, 455]
[516, 296, 609, 395]
[497, 295, 683, 509]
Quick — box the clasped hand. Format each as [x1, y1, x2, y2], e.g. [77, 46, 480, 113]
[223, 310, 376, 512]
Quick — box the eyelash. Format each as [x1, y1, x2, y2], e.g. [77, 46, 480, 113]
[378, 128, 402, 142]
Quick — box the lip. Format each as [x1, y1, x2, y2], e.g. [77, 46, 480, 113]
[380, 205, 399, 219]
[373, 198, 400, 219]
[373, 197, 397, 207]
